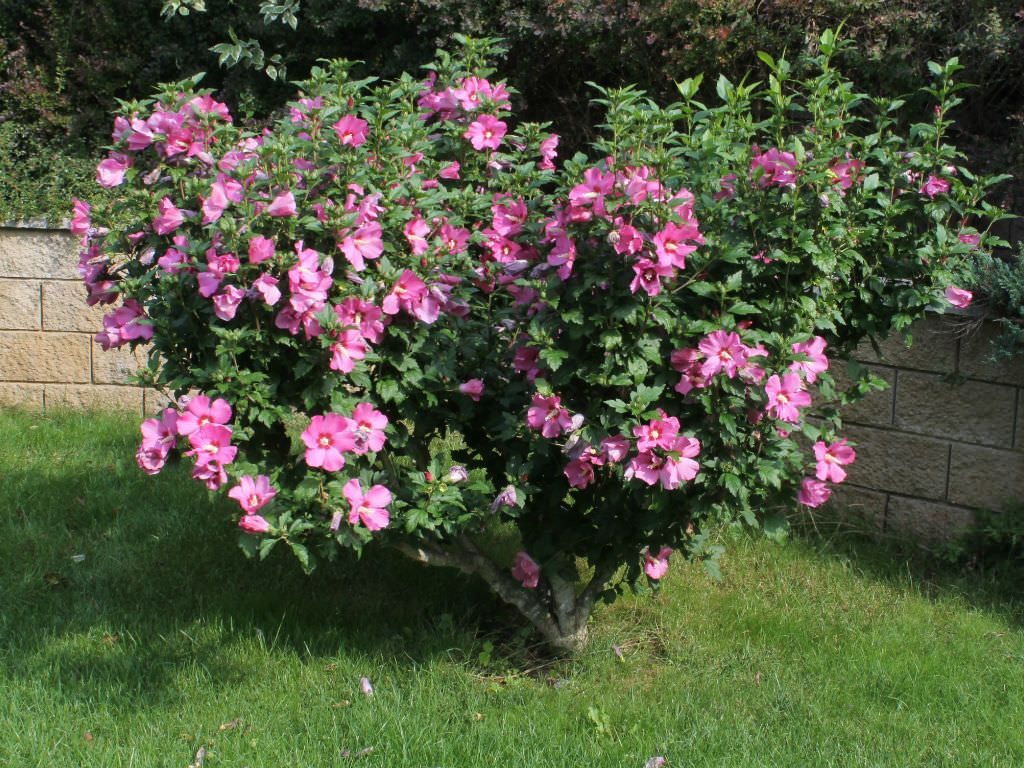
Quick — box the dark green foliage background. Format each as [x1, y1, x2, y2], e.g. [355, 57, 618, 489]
[2, 0, 1023, 220]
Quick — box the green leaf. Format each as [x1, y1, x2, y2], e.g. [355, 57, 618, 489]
[289, 540, 314, 573]
[540, 347, 569, 371]
[258, 537, 278, 560]
[722, 472, 742, 497]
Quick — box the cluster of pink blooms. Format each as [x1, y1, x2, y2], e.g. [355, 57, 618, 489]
[749, 146, 798, 189]
[624, 413, 701, 491]
[540, 160, 704, 292]
[136, 395, 238, 491]
[671, 330, 768, 395]
[94, 299, 154, 350]
[797, 438, 857, 509]
[301, 403, 389, 473]
[229, 475, 277, 533]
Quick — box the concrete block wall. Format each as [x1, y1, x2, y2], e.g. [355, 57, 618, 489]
[828, 313, 1024, 545]
[0, 223, 151, 415]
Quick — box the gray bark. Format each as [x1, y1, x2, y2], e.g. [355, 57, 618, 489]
[392, 536, 614, 652]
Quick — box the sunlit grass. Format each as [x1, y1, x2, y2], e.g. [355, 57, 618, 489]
[2, 408, 1023, 767]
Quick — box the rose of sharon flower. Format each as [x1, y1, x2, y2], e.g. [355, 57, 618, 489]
[790, 336, 829, 383]
[945, 286, 973, 309]
[764, 373, 811, 423]
[463, 115, 507, 151]
[798, 477, 831, 508]
[302, 414, 356, 471]
[343, 478, 392, 531]
[920, 175, 950, 199]
[332, 115, 369, 147]
[345, 402, 388, 454]
[526, 393, 572, 438]
[136, 408, 178, 475]
[459, 379, 484, 401]
[176, 395, 232, 436]
[266, 191, 297, 217]
[238, 514, 271, 534]
[490, 485, 518, 512]
[228, 474, 277, 513]
[643, 547, 673, 580]
[814, 439, 856, 483]
[750, 145, 798, 188]
[511, 551, 540, 589]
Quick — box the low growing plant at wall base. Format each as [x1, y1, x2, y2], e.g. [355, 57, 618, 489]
[967, 241, 1024, 360]
[75, 32, 1008, 649]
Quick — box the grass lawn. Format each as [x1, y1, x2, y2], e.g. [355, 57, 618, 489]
[2, 408, 1024, 767]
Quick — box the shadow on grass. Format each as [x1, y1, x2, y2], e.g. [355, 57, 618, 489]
[0, 456, 508, 705]
[788, 512, 1024, 629]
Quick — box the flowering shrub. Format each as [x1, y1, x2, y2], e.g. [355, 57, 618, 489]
[76, 32, 1006, 649]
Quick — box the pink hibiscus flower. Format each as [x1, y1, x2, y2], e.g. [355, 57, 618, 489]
[798, 477, 831, 508]
[790, 336, 829, 383]
[945, 286, 973, 309]
[459, 379, 485, 402]
[345, 402, 388, 454]
[343, 478, 392, 531]
[332, 115, 369, 147]
[643, 547, 673, 580]
[301, 414, 355, 471]
[228, 474, 277, 513]
[526, 393, 572, 438]
[176, 395, 232, 436]
[329, 329, 367, 373]
[814, 439, 856, 483]
[764, 373, 811, 423]
[463, 115, 507, 151]
[511, 551, 540, 589]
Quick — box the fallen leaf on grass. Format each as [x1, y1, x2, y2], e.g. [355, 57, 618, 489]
[43, 572, 69, 589]
[83, 731, 94, 742]
[219, 718, 242, 732]
[324, 662, 338, 672]
[102, 633, 121, 646]
[189, 746, 206, 768]
[331, 700, 352, 709]
[340, 746, 374, 759]
[755, 671, 762, 685]
[471, 712, 485, 721]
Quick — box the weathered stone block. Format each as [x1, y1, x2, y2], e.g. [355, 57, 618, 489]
[824, 483, 887, 532]
[0, 331, 90, 383]
[42, 281, 106, 332]
[93, 343, 148, 385]
[0, 382, 43, 410]
[843, 424, 949, 501]
[893, 371, 1016, 448]
[948, 444, 1024, 511]
[44, 384, 143, 414]
[0, 228, 78, 279]
[856, 314, 957, 373]
[144, 388, 175, 412]
[886, 495, 974, 546]
[0, 279, 41, 330]
[831, 362, 894, 427]
[957, 322, 1024, 386]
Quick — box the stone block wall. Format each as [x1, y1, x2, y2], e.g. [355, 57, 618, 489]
[0, 223, 151, 415]
[828, 313, 1024, 545]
